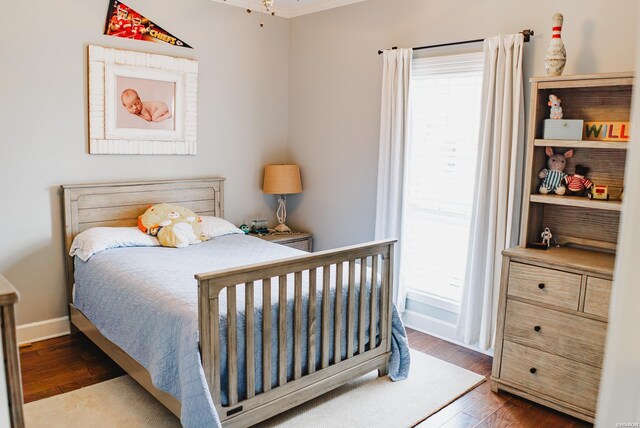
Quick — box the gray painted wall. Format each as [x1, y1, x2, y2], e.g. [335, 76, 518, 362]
[0, 0, 290, 325]
[287, 0, 637, 251]
[0, 0, 637, 327]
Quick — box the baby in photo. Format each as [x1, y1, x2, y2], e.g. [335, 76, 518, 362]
[121, 88, 172, 122]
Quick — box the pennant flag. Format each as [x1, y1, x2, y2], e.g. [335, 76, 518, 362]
[104, 1, 192, 49]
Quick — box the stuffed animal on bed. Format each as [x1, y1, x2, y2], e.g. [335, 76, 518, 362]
[539, 147, 573, 195]
[138, 203, 208, 248]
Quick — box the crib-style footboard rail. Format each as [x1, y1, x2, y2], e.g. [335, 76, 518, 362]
[196, 239, 395, 427]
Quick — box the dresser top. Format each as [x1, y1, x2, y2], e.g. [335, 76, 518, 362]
[0, 275, 19, 305]
[503, 246, 615, 278]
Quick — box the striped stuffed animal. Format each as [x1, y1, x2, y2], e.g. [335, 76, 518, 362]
[539, 147, 573, 195]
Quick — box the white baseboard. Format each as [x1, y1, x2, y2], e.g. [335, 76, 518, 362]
[17, 316, 70, 345]
[402, 309, 493, 357]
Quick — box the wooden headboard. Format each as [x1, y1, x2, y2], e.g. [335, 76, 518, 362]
[61, 177, 225, 304]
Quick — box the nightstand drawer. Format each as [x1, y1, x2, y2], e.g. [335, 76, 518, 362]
[256, 233, 313, 252]
[508, 262, 581, 310]
[584, 277, 612, 318]
[500, 341, 600, 412]
[504, 300, 606, 367]
[282, 239, 312, 252]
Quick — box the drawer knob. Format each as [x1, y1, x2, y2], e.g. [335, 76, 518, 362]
[534, 325, 541, 332]
[538, 283, 546, 289]
[530, 368, 537, 374]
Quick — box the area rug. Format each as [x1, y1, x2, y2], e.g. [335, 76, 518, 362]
[24, 349, 485, 427]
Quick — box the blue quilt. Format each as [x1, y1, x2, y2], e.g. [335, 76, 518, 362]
[74, 234, 410, 427]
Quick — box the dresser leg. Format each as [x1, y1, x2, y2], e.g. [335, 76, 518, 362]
[490, 380, 499, 393]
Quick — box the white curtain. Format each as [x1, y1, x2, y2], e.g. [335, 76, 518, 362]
[375, 48, 413, 314]
[457, 34, 525, 350]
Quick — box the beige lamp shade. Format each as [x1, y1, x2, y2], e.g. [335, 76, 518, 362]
[263, 164, 302, 195]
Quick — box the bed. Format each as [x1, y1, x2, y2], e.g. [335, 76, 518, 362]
[61, 178, 409, 427]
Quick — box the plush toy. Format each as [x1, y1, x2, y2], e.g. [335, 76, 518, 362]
[539, 147, 573, 195]
[138, 203, 208, 248]
[565, 164, 593, 196]
[548, 94, 563, 119]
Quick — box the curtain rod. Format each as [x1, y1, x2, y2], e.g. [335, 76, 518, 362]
[377, 29, 534, 55]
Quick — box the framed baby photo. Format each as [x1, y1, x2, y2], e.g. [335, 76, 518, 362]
[88, 45, 198, 154]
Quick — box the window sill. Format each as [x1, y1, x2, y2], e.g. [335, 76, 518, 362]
[406, 289, 460, 314]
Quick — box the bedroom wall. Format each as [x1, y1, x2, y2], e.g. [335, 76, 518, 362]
[287, 0, 637, 251]
[0, 0, 290, 326]
[597, 6, 640, 421]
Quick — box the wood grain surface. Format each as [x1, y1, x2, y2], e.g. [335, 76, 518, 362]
[20, 330, 592, 427]
[507, 262, 581, 311]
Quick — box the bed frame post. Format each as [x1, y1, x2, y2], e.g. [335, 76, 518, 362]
[378, 244, 393, 377]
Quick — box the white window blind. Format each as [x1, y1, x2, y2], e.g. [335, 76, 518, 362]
[402, 52, 483, 304]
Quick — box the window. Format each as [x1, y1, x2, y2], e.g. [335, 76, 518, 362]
[401, 52, 483, 305]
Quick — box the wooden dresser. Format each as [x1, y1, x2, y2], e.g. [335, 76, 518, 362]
[492, 247, 613, 421]
[0, 276, 23, 427]
[491, 72, 632, 422]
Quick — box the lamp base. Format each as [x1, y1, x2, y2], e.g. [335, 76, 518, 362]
[273, 223, 292, 233]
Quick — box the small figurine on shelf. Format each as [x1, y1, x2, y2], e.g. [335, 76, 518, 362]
[548, 95, 563, 119]
[539, 147, 573, 195]
[565, 165, 593, 196]
[541, 228, 553, 248]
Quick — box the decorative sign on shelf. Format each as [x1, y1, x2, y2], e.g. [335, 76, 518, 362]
[583, 122, 630, 142]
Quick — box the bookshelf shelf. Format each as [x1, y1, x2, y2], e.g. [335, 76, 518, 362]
[529, 194, 622, 212]
[534, 139, 628, 150]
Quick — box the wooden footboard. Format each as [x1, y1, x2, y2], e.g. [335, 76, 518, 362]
[196, 239, 395, 427]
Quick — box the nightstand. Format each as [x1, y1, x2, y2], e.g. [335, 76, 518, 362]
[254, 233, 313, 252]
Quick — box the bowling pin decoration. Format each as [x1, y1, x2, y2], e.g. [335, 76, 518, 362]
[545, 13, 567, 76]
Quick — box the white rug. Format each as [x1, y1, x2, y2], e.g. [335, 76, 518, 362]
[25, 349, 484, 428]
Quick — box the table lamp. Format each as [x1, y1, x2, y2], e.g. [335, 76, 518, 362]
[263, 164, 302, 233]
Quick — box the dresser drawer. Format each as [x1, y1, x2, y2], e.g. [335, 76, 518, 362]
[500, 341, 601, 412]
[504, 300, 607, 367]
[508, 262, 581, 310]
[584, 277, 612, 318]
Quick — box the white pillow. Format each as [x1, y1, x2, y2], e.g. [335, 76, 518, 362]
[200, 216, 244, 238]
[70, 227, 160, 261]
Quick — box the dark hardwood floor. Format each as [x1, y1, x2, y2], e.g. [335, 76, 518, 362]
[20, 333, 124, 403]
[20, 328, 592, 427]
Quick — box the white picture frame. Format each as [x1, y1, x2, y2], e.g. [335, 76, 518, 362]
[88, 45, 198, 155]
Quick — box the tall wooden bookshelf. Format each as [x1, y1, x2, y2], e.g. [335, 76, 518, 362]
[491, 72, 633, 422]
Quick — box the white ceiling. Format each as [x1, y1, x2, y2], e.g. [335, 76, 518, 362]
[211, 0, 368, 18]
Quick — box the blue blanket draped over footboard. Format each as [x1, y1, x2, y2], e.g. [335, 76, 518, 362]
[74, 234, 410, 427]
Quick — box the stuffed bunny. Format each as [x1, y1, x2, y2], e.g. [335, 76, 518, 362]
[539, 147, 573, 195]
